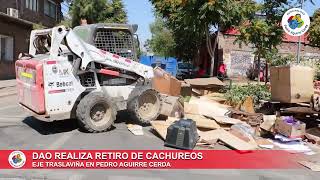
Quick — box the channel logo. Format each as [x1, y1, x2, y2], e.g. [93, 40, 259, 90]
[282, 8, 310, 36]
[8, 150, 26, 168]
[288, 14, 304, 29]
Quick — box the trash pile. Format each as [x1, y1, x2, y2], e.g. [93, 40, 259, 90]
[151, 95, 260, 151]
[128, 66, 320, 171]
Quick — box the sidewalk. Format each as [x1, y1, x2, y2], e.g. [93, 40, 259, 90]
[0, 79, 16, 89]
[0, 79, 17, 97]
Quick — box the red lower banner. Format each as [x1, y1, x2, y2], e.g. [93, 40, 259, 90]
[0, 150, 303, 169]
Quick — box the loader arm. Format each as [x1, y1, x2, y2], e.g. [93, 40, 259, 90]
[29, 26, 154, 79]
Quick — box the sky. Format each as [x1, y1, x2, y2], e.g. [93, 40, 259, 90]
[123, 0, 320, 45]
[122, 0, 155, 45]
[62, 0, 320, 45]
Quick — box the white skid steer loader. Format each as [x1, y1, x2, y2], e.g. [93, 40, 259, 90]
[15, 25, 162, 132]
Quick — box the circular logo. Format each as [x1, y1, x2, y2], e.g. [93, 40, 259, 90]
[8, 151, 26, 168]
[282, 8, 310, 36]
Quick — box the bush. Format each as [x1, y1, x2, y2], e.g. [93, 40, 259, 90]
[268, 52, 320, 80]
[270, 54, 295, 66]
[224, 83, 271, 106]
[300, 60, 320, 80]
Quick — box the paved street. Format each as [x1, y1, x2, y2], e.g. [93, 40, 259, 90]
[0, 88, 319, 179]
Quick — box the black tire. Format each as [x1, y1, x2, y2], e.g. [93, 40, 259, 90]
[128, 89, 161, 124]
[76, 92, 117, 133]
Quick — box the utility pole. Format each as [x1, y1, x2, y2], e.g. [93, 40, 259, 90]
[296, 0, 304, 63]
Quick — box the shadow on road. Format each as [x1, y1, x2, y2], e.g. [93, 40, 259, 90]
[22, 117, 78, 135]
[22, 116, 118, 135]
[115, 110, 134, 124]
[22, 110, 155, 135]
[115, 110, 162, 127]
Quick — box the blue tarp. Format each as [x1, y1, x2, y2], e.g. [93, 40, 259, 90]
[139, 56, 178, 76]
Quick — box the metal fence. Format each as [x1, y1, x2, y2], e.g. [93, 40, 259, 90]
[94, 29, 135, 60]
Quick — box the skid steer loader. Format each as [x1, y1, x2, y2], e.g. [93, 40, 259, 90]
[15, 24, 162, 132]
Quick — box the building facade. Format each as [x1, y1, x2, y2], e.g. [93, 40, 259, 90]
[0, 0, 62, 79]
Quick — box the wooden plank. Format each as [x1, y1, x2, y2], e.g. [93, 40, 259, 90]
[211, 115, 243, 125]
[184, 102, 199, 114]
[240, 96, 255, 113]
[184, 77, 225, 87]
[218, 129, 258, 150]
[169, 114, 221, 129]
[282, 107, 318, 114]
[199, 129, 257, 150]
[150, 121, 171, 140]
[185, 114, 221, 129]
[188, 97, 230, 117]
[198, 129, 221, 142]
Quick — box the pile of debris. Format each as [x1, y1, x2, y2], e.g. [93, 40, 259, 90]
[151, 93, 320, 171]
[129, 67, 320, 171]
[152, 95, 260, 151]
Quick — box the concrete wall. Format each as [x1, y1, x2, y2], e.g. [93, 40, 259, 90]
[0, 18, 32, 80]
[0, 0, 62, 80]
[0, 0, 62, 27]
[218, 34, 320, 77]
[218, 35, 254, 77]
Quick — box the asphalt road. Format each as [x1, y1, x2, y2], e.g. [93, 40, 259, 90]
[0, 93, 319, 179]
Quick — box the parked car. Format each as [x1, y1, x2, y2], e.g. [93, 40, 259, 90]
[176, 62, 196, 80]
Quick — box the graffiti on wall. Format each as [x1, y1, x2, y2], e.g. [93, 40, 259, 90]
[303, 54, 320, 62]
[230, 51, 254, 76]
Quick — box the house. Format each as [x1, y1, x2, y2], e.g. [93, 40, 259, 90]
[0, 0, 62, 80]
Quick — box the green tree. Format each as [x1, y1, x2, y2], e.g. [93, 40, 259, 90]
[70, 0, 127, 27]
[148, 17, 176, 57]
[59, 19, 72, 27]
[110, 0, 127, 23]
[235, 0, 287, 82]
[150, 0, 256, 72]
[309, 9, 320, 47]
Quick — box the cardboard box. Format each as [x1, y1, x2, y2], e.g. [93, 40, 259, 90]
[274, 117, 306, 138]
[152, 68, 181, 96]
[270, 65, 314, 103]
[185, 77, 225, 96]
[184, 77, 225, 87]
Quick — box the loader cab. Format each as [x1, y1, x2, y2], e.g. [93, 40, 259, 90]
[73, 23, 140, 61]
